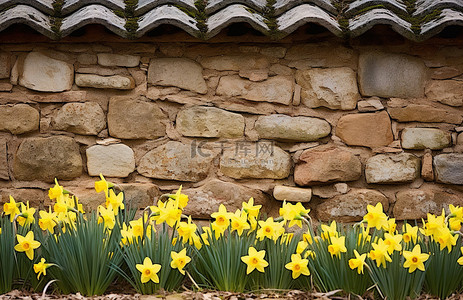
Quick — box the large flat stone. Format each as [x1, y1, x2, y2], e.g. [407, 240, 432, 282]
[294, 146, 362, 185]
[138, 141, 218, 182]
[97, 53, 140, 67]
[359, 52, 427, 98]
[86, 144, 135, 177]
[254, 114, 331, 142]
[273, 185, 312, 202]
[365, 153, 420, 184]
[52, 102, 106, 135]
[317, 189, 389, 222]
[296, 67, 360, 110]
[108, 97, 166, 139]
[434, 154, 463, 184]
[182, 179, 275, 218]
[0, 52, 10, 79]
[220, 143, 291, 179]
[0, 104, 39, 134]
[0, 139, 8, 180]
[176, 106, 244, 138]
[148, 58, 207, 94]
[13, 136, 82, 182]
[75, 74, 135, 90]
[216, 75, 294, 105]
[19, 52, 74, 92]
[425, 80, 463, 106]
[387, 100, 463, 124]
[401, 128, 451, 150]
[336, 111, 393, 148]
[199, 55, 269, 71]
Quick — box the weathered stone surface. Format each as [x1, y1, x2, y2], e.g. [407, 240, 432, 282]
[357, 98, 384, 112]
[425, 80, 463, 106]
[1, 189, 47, 208]
[148, 58, 207, 94]
[176, 106, 244, 138]
[77, 54, 97, 65]
[401, 128, 451, 150]
[296, 68, 359, 110]
[394, 189, 463, 220]
[261, 47, 286, 58]
[254, 115, 331, 142]
[199, 55, 269, 71]
[97, 53, 140, 67]
[273, 185, 312, 202]
[359, 52, 427, 98]
[13, 136, 82, 182]
[182, 179, 275, 218]
[387, 100, 463, 124]
[431, 66, 463, 79]
[75, 74, 134, 90]
[108, 97, 166, 139]
[317, 189, 389, 222]
[216, 75, 294, 105]
[0, 104, 39, 134]
[294, 146, 362, 185]
[422, 151, 434, 181]
[0, 139, 8, 180]
[220, 143, 291, 179]
[336, 111, 393, 148]
[0, 83, 12, 91]
[0, 52, 10, 79]
[86, 144, 135, 177]
[286, 44, 357, 68]
[19, 52, 73, 92]
[118, 183, 161, 208]
[365, 153, 420, 184]
[52, 102, 106, 135]
[239, 69, 268, 82]
[138, 141, 218, 182]
[434, 154, 463, 184]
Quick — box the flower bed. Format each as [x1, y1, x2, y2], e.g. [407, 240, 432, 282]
[1, 176, 463, 299]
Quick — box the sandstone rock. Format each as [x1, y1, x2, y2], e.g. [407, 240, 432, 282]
[358, 52, 427, 98]
[387, 101, 463, 124]
[334, 183, 349, 194]
[261, 47, 287, 58]
[431, 66, 463, 79]
[176, 106, 244, 138]
[76, 67, 126, 76]
[0, 52, 10, 79]
[52, 102, 106, 135]
[138, 141, 218, 182]
[220, 143, 291, 179]
[97, 53, 140, 67]
[13, 136, 82, 182]
[216, 75, 294, 105]
[401, 128, 451, 150]
[286, 44, 357, 68]
[394, 189, 463, 220]
[317, 189, 389, 222]
[421, 151, 434, 181]
[273, 185, 312, 202]
[86, 144, 135, 177]
[294, 146, 362, 185]
[75, 74, 135, 90]
[425, 80, 463, 106]
[0, 104, 39, 134]
[1, 189, 47, 208]
[108, 97, 166, 139]
[0, 139, 8, 180]
[148, 58, 207, 94]
[19, 52, 73, 92]
[434, 154, 463, 184]
[336, 111, 393, 148]
[182, 179, 275, 218]
[238, 69, 268, 82]
[365, 153, 420, 184]
[77, 54, 97, 65]
[269, 64, 292, 76]
[357, 98, 384, 112]
[199, 55, 269, 71]
[0, 83, 13, 91]
[118, 183, 161, 208]
[296, 68, 359, 110]
[254, 115, 331, 142]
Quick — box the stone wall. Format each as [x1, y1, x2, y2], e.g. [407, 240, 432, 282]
[1, 36, 463, 222]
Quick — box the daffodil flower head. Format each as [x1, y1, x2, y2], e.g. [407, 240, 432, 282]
[403, 244, 429, 273]
[296, 240, 308, 254]
[230, 209, 250, 236]
[176, 216, 198, 245]
[449, 204, 463, 221]
[170, 248, 191, 275]
[423, 211, 446, 237]
[171, 186, 189, 209]
[369, 239, 392, 268]
[383, 232, 403, 254]
[3, 196, 20, 222]
[94, 173, 114, 197]
[34, 258, 53, 280]
[327, 235, 347, 258]
[136, 257, 161, 284]
[256, 217, 285, 241]
[363, 202, 388, 230]
[211, 204, 233, 230]
[285, 253, 310, 279]
[435, 227, 458, 253]
[106, 189, 124, 215]
[241, 246, 268, 274]
[402, 223, 418, 244]
[349, 250, 367, 274]
[98, 205, 116, 230]
[14, 231, 41, 260]
[242, 197, 261, 219]
[321, 220, 338, 240]
[38, 207, 57, 233]
[457, 247, 463, 265]
[17, 201, 36, 227]
[48, 178, 64, 200]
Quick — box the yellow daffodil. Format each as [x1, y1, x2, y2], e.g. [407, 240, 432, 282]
[285, 253, 310, 279]
[170, 248, 191, 275]
[136, 257, 161, 283]
[241, 247, 268, 274]
[349, 250, 367, 274]
[384, 233, 403, 254]
[449, 204, 463, 220]
[303, 229, 313, 244]
[48, 178, 64, 200]
[211, 204, 233, 231]
[230, 209, 250, 236]
[106, 189, 124, 214]
[402, 223, 418, 244]
[38, 208, 57, 233]
[457, 247, 463, 265]
[130, 218, 152, 239]
[94, 173, 114, 197]
[156, 200, 182, 227]
[435, 227, 458, 252]
[171, 186, 189, 209]
[423, 211, 445, 237]
[363, 202, 388, 230]
[386, 218, 397, 233]
[279, 201, 309, 228]
[3, 196, 20, 222]
[121, 223, 134, 245]
[369, 239, 392, 268]
[34, 258, 52, 279]
[256, 217, 285, 241]
[242, 197, 261, 220]
[177, 216, 199, 246]
[321, 221, 338, 240]
[17, 201, 36, 227]
[98, 205, 116, 230]
[327, 236, 347, 258]
[403, 244, 429, 273]
[296, 240, 308, 254]
[15, 231, 41, 260]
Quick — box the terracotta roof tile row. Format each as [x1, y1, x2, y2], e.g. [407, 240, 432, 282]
[0, 0, 461, 40]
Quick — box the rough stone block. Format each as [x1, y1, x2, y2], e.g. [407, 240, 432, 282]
[52, 102, 106, 135]
[199, 55, 269, 71]
[273, 185, 312, 202]
[365, 153, 420, 184]
[86, 144, 135, 177]
[0, 52, 10, 79]
[0, 139, 8, 180]
[75, 74, 135, 90]
[97, 53, 140, 67]
[0, 104, 39, 134]
[425, 80, 463, 107]
[401, 128, 451, 150]
[434, 154, 463, 184]
[387, 100, 463, 124]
